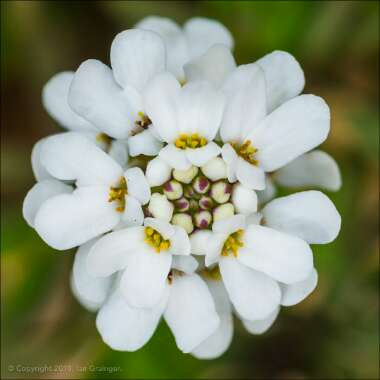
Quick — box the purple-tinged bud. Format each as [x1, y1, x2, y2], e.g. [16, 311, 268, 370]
[193, 176, 210, 194]
[213, 203, 234, 222]
[174, 197, 190, 212]
[210, 181, 231, 204]
[184, 184, 196, 199]
[163, 180, 183, 200]
[194, 210, 212, 229]
[173, 166, 198, 184]
[199, 196, 214, 210]
[172, 213, 194, 234]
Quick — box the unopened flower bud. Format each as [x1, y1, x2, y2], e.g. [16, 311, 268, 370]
[173, 166, 198, 184]
[193, 176, 210, 194]
[213, 203, 234, 222]
[199, 196, 213, 210]
[172, 213, 194, 234]
[201, 157, 227, 181]
[174, 197, 190, 212]
[148, 193, 174, 221]
[194, 210, 212, 229]
[183, 184, 196, 199]
[210, 181, 232, 204]
[189, 199, 199, 212]
[163, 180, 183, 200]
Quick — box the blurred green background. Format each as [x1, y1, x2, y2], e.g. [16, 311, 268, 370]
[1, 1, 379, 379]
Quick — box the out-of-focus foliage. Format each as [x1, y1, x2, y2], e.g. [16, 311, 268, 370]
[1, 1, 379, 379]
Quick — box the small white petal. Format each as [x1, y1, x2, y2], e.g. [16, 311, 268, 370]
[31, 138, 52, 181]
[96, 285, 168, 351]
[240, 225, 314, 284]
[23, 179, 72, 227]
[242, 307, 280, 335]
[185, 142, 221, 167]
[172, 255, 199, 274]
[110, 29, 166, 92]
[164, 273, 220, 353]
[121, 195, 144, 227]
[281, 268, 318, 306]
[201, 157, 227, 181]
[144, 217, 175, 240]
[232, 184, 258, 215]
[246, 212, 263, 226]
[262, 191, 341, 244]
[86, 227, 145, 277]
[236, 158, 266, 190]
[221, 143, 238, 182]
[169, 226, 191, 256]
[34, 186, 120, 250]
[257, 177, 277, 205]
[220, 257, 281, 320]
[127, 129, 163, 157]
[159, 144, 191, 170]
[124, 167, 150, 205]
[147, 193, 174, 222]
[205, 234, 227, 267]
[212, 214, 246, 235]
[146, 157, 172, 187]
[190, 230, 213, 255]
[274, 150, 342, 191]
[108, 140, 129, 168]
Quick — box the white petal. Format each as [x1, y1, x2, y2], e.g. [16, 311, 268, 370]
[108, 140, 129, 168]
[172, 255, 199, 274]
[31, 138, 52, 181]
[262, 191, 341, 244]
[144, 71, 180, 143]
[249, 95, 330, 172]
[111, 29, 166, 92]
[220, 257, 281, 320]
[164, 273, 220, 353]
[23, 179, 72, 227]
[192, 279, 233, 359]
[124, 167, 150, 205]
[232, 184, 258, 215]
[69, 59, 138, 139]
[144, 217, 175, 240]
[221, 143, 238, 182]
[34, 186, 120, 250]
[184, 17, 234, 59]
[177, 81, 225, 140]
[184, 44, 236, 88]
[127, 129, 163, 157]
[212, 214, 246, 235]
[42, 71, 95, 132]
[220, 64, 267, 142]
[257, 176, 277, 205]
[242, 307, 280, 335]
[159, 144, 191, 170]
[136, 16, 188, 81]
[205, 234, 227, 267]
[120, 246, 172, 308]
[236, 158, 266, 190]
[246, 212, 263, 226]
[274, 150, 342, 191]
[70, 275, 101, 312]
[240, 225, 314, 284]
[146, 157, 172, 187]
[190, 230, 213, 255]
[71, 239, 113, 310]
[281, 268, 318, 306]
[185, 142, 221, 167]
[168, 226, 191, 256]
[122, 195, 144, 227]
[255, 51, 305, 112]
[96, 285, 168, 351]
[40, 132, 123, 186]
[201, 157, 227, 181]
[86, 227, 145, 277]
[147, 193, 174, 222]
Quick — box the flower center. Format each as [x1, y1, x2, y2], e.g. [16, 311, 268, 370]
[108, 177, 127, 212]
[175, 133, 208, 150]
[133, 112, 152, 134]
[222, 229, 244, 257]
[232, 140, 258, 165]
[144, 227, 171, 253]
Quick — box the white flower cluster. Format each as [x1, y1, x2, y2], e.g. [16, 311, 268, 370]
[23, 16, 342, 358]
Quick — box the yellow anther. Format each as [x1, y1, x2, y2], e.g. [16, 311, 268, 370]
[232, 140, 259, 165]
[144, 227, 171, 253]
[222, 229, 244, 258]
[108, 177, 128, 212]
[134, 112, 151, 131]
[174, 133, 208, 150]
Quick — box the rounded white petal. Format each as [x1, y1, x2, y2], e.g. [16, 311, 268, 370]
[69, 59, 139, 139]
[86, 227, 145, 277]
[255, 50, 305, 112]
[236, 158, 266, 190]
[159, 144, 191, 170]
[184, 44, 236, 88]
[120, 246, 172, 308]
[232, 184, 258, 215]
[257, 176, 277, 205]
[221, 143, 238, 182]
[185, 142, 221, 168]
[127, 129, 163, 157]
[212, 214, 246, 235]
[250, 95, 330, 172]
[23, 179, 72, 227]
[201, 157, 227, 181]
[274, 150, 342, 191]
[169, 226, 191, 256]
[144, 217, 175, 240]
[71, 239, 113, 310]
[42, 71, 95, 132]
[146, 157, 172, 187]
[240, 225, 314, 284]
[147, 193, 174, 222]
[124, 167, 150, 205]
[111, 29, 166, 92]
[220, 257, 281, 320]
[108, 140, 129, 168]
[96, 285, 168, 351]
[262, 191, 341, 244]
[121, 195, 144, 227]
[172, 255, 199, 274]
[164, 273, 220, 353]
[39, 132, 123, 186]
[190, 230, 213, 255]
[242, 307, 280, 335]
[205, 234, 227, 267]
[31, 138, 53, 181]
[34, 186, 120, 250]
[281, 268, 318, 306]
[184, 17, 234, 59]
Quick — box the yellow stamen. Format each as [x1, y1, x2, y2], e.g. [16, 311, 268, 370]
[232, 140, 259, 165]
[144, 227, 171, 253]
[134, 111, 152, 131]
[108, 177, 127, 212]
[222, 229, 244, 258]
[174, 133, 208, 150]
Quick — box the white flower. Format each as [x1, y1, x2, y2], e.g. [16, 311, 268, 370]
[86, 217, 191, 309]
[144, 73, 225, 170]
[136, 16, 233, 82]
[23, 132, 150, 250]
